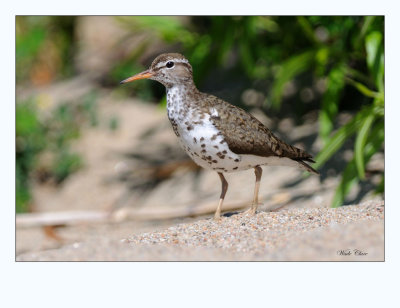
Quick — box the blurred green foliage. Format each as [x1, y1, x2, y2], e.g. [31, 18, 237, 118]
[16, 100, 46, 212]
[16, 16, 76, 84]
[115, 16, 384, 207]
[108, 116, 120, 132]
[15, 92, 100, 212]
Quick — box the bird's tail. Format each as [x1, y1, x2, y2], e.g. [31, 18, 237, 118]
[296, 159, 320, 175]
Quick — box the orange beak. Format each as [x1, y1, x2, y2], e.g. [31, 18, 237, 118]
[120, 70, 153, 84]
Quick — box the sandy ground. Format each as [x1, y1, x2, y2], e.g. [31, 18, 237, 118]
[17, 200, 383, 261]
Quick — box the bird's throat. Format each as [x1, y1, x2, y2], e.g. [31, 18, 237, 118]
[166, 83, 200, 111]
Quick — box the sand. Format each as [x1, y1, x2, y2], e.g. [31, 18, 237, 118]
[17, 200, 384, 261]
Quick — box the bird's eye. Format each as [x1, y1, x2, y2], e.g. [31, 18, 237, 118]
[166, 61, 174, 68]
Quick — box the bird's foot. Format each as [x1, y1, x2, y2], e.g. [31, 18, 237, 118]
[243, 203, 263, 216]
[243, 208, 256, 216]
[214, 211, 222, 221]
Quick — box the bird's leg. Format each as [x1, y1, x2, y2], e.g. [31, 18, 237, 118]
[214, 172, 228, 219]
[245, 166, 263, 215]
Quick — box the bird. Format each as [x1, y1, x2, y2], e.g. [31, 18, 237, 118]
[120, 53, 319, 219]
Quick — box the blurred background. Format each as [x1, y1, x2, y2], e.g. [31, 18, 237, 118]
[16, 16, 384, 254]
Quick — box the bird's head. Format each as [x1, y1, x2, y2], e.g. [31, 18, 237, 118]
[120, 53, 194, 88]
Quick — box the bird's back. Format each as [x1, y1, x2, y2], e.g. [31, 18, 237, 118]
[200, 93, 317, 170]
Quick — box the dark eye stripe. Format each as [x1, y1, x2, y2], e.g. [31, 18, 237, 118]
[152, 61, 192, 73]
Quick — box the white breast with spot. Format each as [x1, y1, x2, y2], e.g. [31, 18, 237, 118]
[166, 86, 241, 171]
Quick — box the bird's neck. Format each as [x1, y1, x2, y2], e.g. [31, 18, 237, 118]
[166, 79, 198, 93]
[166, 82, 201, 110]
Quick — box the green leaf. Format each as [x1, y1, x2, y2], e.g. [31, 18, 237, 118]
[365, 31, 384, 91]
[297, 16, 317, 44]
[331, 120, 383, 207]
[270, 50, 315, 109]
[255, 17, 279, 33]
[116, 16, 196, 47]
[314, 105, 374, 170]
[319, 65, 346, 143]
[354, 113, 375, 179]
[364, 120, 384, 156]
[314, 115, 358, 169]
[345, 66, 375, 89]
[16, 27, 46, 60]
[375, 175, 384, 194]
[314, 119, 357, 169]
[315, 47, 329, 73]
[218, 28, 235, 65]
[331, 160, 359, 208]
[355, 16, 375, 48]
[53, 150, 82, 183]
[345, 77, 381, 99]
[16, 102, 41, 136]
[239, 39, 255, 76]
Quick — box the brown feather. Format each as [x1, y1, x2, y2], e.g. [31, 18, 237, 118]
[202, 94, 315, 162]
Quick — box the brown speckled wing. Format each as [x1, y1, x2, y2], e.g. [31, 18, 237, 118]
[204, 94, 315, 162]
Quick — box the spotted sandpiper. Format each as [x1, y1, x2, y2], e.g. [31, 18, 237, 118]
[121, 53, 319, 219]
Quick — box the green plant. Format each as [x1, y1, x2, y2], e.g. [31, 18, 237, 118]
[264, 16, 384, 207]
[108, 116, 120, 131]
[314, 25, 384, 207]
[82, 91, 99, 127]
[15, 92, 105, 212]
[52, 149, 82, 183]
[16, 100, 46, 212]
[16, 16, 76, 84]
